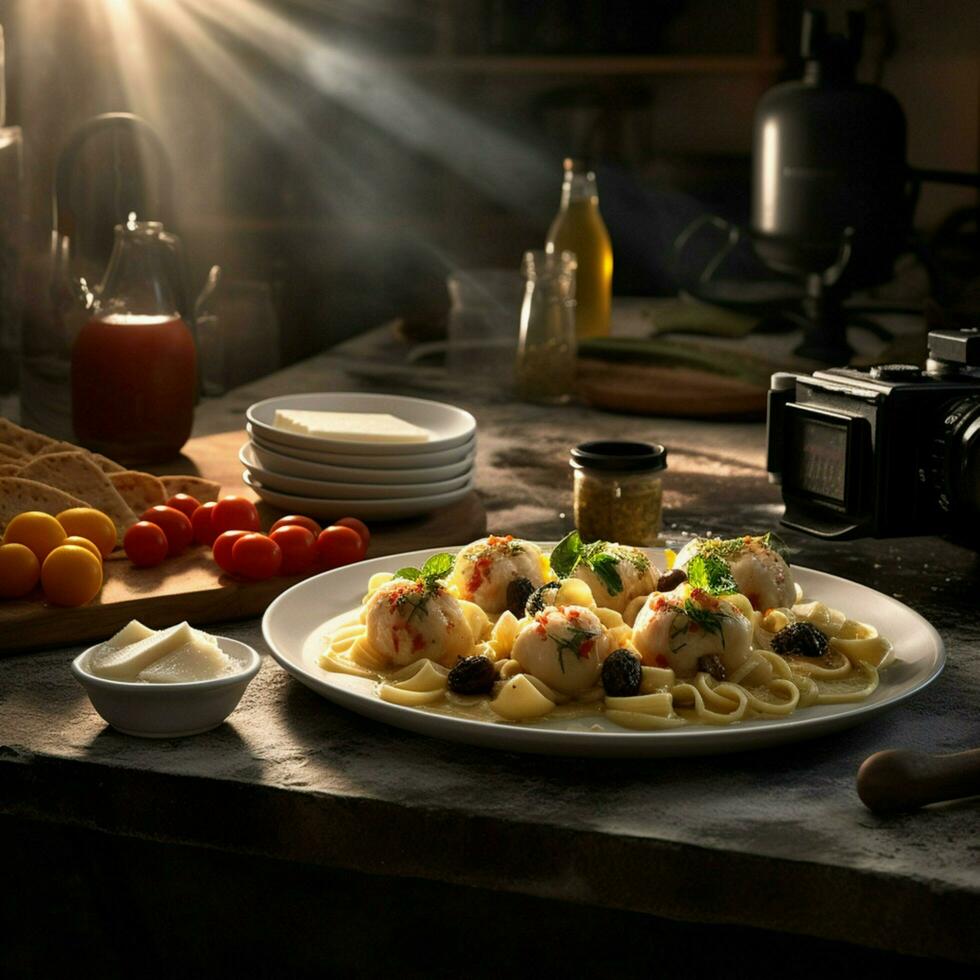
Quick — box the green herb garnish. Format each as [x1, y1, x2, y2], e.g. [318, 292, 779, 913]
[686, 554, 737, 596]
[392, 552, 456, 622]
[551, 623, 601, 674]
[681, 599, 729, 645]
[550, 531, 650, 597]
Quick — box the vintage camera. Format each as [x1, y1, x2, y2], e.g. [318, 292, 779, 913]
[767, 329, 980, 540]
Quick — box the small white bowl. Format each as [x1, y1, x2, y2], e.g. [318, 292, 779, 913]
[244, 440, 477, 484]
[71, 636, 261, 738]
[246, 392, 477, 456]
[247, 424, 476, 470]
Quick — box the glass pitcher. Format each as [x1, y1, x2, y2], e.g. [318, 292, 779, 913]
[71, 218, 197, 464]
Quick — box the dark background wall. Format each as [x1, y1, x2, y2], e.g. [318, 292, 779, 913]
[1, 0, 976, 368]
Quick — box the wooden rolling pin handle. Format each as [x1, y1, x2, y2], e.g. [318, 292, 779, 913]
[857, 748, 980, 814]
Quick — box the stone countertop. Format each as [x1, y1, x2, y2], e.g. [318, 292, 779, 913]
[2, 325, 979, 964]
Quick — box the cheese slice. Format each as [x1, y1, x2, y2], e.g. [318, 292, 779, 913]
[87, 621, 195, 680]
[104, 619, 156, 649]
[138, 636, 233, 683]
[273, 410, 430, 443]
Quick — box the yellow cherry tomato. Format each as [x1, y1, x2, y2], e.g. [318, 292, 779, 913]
[56, 507, 117, 558]
[41, 545, 103, 607]
[0, 543, 41, 599]
[62, 535, 103, 563]
[3, 511, 67, 563]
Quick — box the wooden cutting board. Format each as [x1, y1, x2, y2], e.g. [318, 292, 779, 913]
[0, 430, 486, 653]
[577, 359, 767, 418]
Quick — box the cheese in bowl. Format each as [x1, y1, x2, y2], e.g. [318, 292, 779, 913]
[84, 620, 237, 682]
[72, 622, 261, 737]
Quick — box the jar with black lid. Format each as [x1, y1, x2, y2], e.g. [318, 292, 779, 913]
[570, 440, 667, 545]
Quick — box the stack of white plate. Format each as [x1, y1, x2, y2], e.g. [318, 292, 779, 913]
[242, 393, 477, 521]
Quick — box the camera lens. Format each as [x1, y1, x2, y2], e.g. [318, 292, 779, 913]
[935, 397, 980, 532]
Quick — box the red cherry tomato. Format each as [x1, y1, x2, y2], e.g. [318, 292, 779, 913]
[316, 525, 367, 569]
[212, 495, 261, 534]
[212, 530, 250, 573]
[269, 525, 316, 575]
[165, 493, 202, 520]
[191, 501, 219, 546]
[139, 505, 194, 557]
[231, 533, 282, 580]
[333, 516, 370, 548]
[124, 521, 169, 567]
[269, 514, 322, 538]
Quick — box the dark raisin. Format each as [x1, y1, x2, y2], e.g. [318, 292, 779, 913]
[657, 568, 688, 592]
[525, 581, 561, 616]
[601, 649, 643, 697]
[506, 577, 535, 618]
[448, 655, 496, 695]
[771, 622, 829, 658]
[697, 654, 727, 680]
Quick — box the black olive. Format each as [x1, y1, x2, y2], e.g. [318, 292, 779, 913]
[448, 655, 496, 695]
[506, 577, 535, 618]
[657, 568, 688, 592]
[525, 581, 561, 616]
[601, 649, 643, 697]
[698, 654, 727, 680]
[771, 622, 829, 658]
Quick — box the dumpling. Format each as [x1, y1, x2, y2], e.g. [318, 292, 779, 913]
[570, 544, 658, 613]
[631, 586, 752, 678]
[450, 535, 547, 615]
[364, 579, 474, 668]
[511, 605, 612, 696]
[674, 534, 795, 611]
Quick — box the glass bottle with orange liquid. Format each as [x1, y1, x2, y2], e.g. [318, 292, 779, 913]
[546, 158, 613, 338]
[71, 218, 197, 464]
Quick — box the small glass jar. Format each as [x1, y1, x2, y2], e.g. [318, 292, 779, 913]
[570, 440, 667, 546]
[515, 249, 577, 404]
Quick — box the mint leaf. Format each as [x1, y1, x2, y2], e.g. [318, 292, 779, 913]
[686, 554, 737, 596]
[550, 531, 583, 578]
[394, 566, 422, 581]
[421, 552, 455, 580]
[588, 552, 624, 596]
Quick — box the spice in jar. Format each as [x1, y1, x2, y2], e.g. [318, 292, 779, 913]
[570, 441, 667, 546]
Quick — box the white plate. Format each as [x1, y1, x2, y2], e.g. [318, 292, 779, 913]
[243, 471, 475, 520]
[245, 439, 476, 484]
[262, 546, 946, 758]
[247, 425, 477, 470]
[240, 445, 472, 499]
[247, 393, 476, 456]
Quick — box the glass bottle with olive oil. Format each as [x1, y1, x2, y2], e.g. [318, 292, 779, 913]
[546, 158, 612, 338]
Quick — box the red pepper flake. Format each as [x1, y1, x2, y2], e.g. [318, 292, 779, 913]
[465, 555, 494, 597]
[411, 631, 425, 652]
[579, 638, 594, 658]
[487, 534, 514, 548]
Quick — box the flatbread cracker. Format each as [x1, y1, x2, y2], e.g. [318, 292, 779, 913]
[160, 475, 221, 503]
[0, 478, 89, 533]
[33, 441, 125, 474]
[109, 470, 166, 514]
[0, 463, 21, 476]
[0, 418, 56, 455]
[17, 452, 136, 544]
[0, 443, 26, 463]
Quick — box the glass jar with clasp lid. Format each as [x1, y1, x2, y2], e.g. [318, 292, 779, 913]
[570, 440, 668, 546]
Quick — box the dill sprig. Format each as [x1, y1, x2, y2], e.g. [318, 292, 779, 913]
[551, 623, 600, 674]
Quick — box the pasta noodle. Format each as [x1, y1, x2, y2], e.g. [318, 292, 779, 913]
[317, 533, 894, 731]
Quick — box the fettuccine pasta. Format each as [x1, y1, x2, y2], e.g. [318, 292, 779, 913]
[317, 532, 893, 730]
